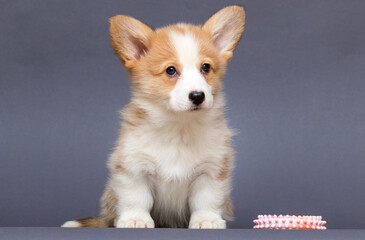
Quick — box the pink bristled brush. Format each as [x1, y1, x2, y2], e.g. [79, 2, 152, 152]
[253, 215, 326, 230]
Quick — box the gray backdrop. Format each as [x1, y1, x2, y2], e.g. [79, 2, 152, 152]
[1, 0, 364, 229]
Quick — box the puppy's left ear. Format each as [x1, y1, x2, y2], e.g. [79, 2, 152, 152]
[203, 5, 245, 61]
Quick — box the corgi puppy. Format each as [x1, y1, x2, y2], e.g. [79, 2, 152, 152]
[62, 5, 245, 229]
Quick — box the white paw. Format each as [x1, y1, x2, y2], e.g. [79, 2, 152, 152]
[116, 211, 154, 228]
[189, 212, 226, 229]
[117, 218, 154, 228]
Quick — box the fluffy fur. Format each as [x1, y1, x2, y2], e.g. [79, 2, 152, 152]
[62, 5, 245, 229]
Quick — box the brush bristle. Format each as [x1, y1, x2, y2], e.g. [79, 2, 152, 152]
[253, 215, 326, 230]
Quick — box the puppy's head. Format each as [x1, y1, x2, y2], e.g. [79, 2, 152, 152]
[110, 6, 245, 112]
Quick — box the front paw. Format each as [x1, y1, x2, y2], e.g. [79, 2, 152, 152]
[116, 211, 154, 228]
[189, 211, 226, 229]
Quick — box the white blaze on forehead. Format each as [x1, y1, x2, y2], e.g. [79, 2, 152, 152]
[168, 30, 213, 112]
[170, 31, 199, 68]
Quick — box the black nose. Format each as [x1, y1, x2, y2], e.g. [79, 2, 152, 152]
[189, 91, 205, 105]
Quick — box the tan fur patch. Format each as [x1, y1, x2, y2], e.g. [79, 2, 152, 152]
[217, 154, 231, 181]
[99, 181, 118, 227]
[131, 28, 181, 100]
[223, 197, 234, 222]
[76, 217, 104, 228]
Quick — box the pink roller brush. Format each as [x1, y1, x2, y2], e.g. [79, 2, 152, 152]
[253, 215, 326, 230]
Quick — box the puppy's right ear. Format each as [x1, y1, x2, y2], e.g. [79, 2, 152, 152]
[110, 15, 154, 69]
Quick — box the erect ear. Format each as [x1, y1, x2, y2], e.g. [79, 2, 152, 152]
[203, 5, 245, 61]
[109, 15, 154, 69]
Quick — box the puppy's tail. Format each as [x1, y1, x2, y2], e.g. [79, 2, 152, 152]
[61, 216, 112, 228]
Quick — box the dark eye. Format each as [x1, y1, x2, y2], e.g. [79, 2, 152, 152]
[201, 63, 210, 74]
[166, 66, 177, 76]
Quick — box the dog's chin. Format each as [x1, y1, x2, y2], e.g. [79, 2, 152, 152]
[169, 105, 204, 113]
[190, 105, 202, 111]
[187, 105, 211, 114]
[168, 101, 212, 113]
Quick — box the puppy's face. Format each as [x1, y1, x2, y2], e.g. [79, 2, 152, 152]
[110, 6, 245, 112]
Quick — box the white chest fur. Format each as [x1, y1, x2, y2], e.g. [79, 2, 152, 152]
[122, 112, 227, 181]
